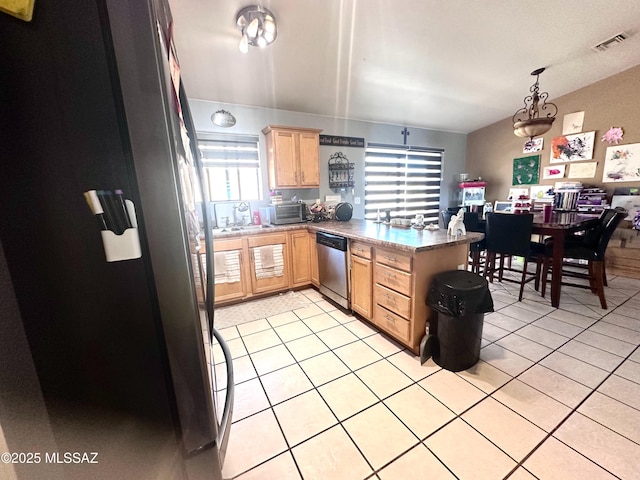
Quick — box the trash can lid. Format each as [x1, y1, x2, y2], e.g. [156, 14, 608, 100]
[427, 270, 493, 316]
[431, 270, 487, 293]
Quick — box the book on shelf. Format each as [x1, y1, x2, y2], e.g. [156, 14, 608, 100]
[577, 186, 608, 213]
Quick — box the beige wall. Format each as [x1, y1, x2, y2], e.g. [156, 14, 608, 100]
[467, 64, 640, 203]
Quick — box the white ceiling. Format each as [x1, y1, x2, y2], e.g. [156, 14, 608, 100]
[168, 0, 640, 134]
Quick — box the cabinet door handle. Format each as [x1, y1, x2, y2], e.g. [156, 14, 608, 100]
[301, 171, 305, 182]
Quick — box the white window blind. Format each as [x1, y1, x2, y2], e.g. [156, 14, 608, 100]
[364, 143, 443, 222]
[197, 134, 262, 201]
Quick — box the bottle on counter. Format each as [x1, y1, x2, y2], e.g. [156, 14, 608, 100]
[253, 210, 261, 225]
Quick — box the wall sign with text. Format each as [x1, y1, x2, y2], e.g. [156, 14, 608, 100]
[319, 135, 365, 148]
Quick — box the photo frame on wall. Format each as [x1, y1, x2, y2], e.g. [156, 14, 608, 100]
[550, 131, 595, 163]
[512, 155, 540, 185]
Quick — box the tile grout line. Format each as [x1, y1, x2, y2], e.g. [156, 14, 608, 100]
[502, 342, 640, 479]
[218, 281, 640, 479]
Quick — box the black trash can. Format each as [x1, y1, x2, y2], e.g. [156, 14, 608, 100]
[426, 270, 494, 372]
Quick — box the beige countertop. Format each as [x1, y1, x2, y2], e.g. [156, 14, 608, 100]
[212, 219, 483, 253]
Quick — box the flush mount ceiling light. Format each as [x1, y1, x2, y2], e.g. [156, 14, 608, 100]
[236, 5, 277, 53]
[211, 110, 236, 128]
[512, 67, 558, 141]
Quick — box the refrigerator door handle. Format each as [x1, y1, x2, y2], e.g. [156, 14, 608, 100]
[212, 327, 234, 460]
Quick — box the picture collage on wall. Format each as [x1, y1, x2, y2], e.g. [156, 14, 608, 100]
[513, 109, 639, 202]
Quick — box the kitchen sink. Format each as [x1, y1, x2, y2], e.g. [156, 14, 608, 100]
[212, 224, 272, 234]
[239, 224, 272, 230]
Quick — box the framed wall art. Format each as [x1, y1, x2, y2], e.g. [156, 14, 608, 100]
[550, 131, 595, 163]
[523, 138, 543, 154]
[543, 165, 565, 179]
[568, 162, 597, 179]
[562, 111, 584, 135]
[602, 143, 640, 183]
[512, 155, 540, 185]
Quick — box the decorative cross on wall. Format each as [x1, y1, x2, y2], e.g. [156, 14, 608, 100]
[401, 127, 410, 145]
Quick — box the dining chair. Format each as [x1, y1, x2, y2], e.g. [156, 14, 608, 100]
[441, 210, 453, 229]
[559, 208, 615, 286]
[540, 207, 627, 309]
[463, 211, 487, 274]
[484, 212, 544, 301]
[441, 210, 486, 274]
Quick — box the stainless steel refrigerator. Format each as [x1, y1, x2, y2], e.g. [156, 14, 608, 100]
[0, 1, 232, 479]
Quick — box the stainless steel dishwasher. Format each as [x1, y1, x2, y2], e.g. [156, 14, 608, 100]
[316, 232, 350, 309]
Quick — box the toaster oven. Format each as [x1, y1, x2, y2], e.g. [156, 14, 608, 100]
[268, 203, 305, 224]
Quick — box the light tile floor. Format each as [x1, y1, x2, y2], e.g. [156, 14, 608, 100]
[212, 272, 640, 480]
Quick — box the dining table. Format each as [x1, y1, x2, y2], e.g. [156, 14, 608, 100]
[470, 211, 600, 307]
[530, 211, 600, 308]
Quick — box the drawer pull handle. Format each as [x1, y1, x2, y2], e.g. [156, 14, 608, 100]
[384, 256, 397, 262]
[384, 314, 395, 323]
[383, 272, 395, 279]
[384, 293, 396, 302]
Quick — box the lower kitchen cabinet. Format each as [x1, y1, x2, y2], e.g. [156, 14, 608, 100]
[248, 233, 290, 294]
[350, 241, 373, 319]
[309, 231, 319, 287]
[289, 230, 312, 287]
[212, 238, 248, 304]
[371, 244, 469, 354]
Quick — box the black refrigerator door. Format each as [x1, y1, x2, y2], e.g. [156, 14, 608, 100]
[179, 79, 234, 462]
[106, 0, 233, 475]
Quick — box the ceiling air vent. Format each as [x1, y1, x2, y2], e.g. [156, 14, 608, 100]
[592, 32, 629, 52]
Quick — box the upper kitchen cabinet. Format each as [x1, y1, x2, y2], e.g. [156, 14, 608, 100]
[262, 125, 322, 189]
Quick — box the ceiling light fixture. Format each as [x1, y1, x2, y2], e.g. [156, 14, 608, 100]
[211, 110, 236, 128]
[236, 5, 277, 53]
[512, 67, 558, 141]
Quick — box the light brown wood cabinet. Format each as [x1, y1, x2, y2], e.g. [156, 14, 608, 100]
[212, 238, 248, 304]
[350, 241, 373, 319]
[288, 230, 312, 287]
[309, 231, 319, 287]
[248, 233, 290, 294]
[262, 125, 322, 189]
[371, 244, 469, 354]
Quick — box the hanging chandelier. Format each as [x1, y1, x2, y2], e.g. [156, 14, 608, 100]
[512, 68, 558, 141]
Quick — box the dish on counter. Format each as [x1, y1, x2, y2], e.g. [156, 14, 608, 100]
[425, 224, 439, 230]
[411, 224, 426, 230]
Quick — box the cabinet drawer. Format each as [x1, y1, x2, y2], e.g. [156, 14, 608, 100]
[376, 247, 412, 272]
[374, 304, 411, 344]
[351, 241, 372, 259]
[375, 263, 412, 296]
[213, 238, 243, 252]
[374, 284, 411, 319]
[247, 233, 287, 248]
